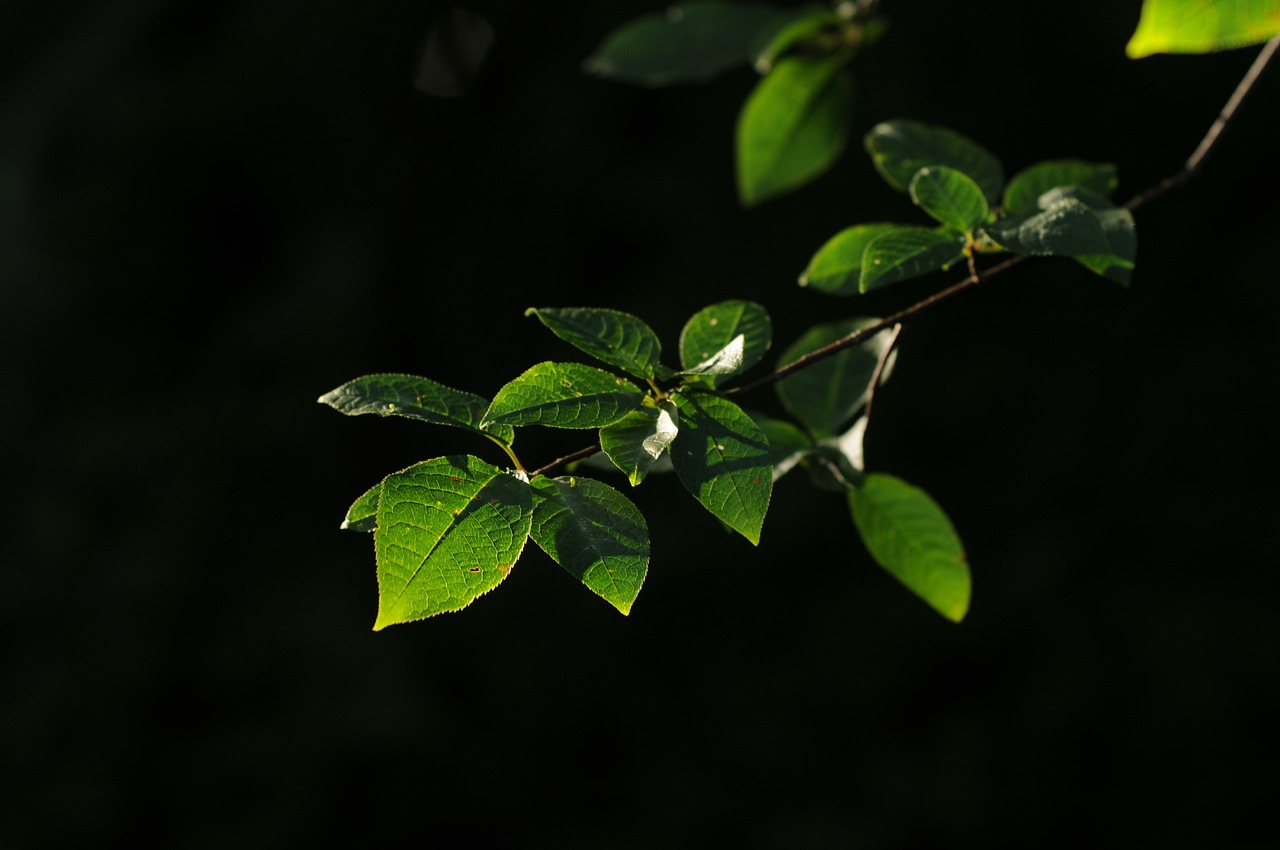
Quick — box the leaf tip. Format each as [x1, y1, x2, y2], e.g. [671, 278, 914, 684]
[523, 307, 539, 317]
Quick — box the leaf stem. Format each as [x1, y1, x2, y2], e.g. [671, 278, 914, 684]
[863, 323, 903, 424]
[484, 432, 527, 473]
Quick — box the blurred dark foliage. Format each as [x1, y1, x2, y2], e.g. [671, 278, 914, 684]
[3, 1, 1278, 847]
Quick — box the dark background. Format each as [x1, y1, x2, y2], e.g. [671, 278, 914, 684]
[4, 1, 1278, 846]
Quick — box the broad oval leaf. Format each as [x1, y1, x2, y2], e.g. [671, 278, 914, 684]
[530, 476, 650, 615]
[983, 197, 1110, 257]
[1127, 0, 1280, 57]
[775, 318, 895, 438]
[750, 5, 842, 72]
[670, 391, 773, 544]
[800, 223, 900, 295]
[860, 226, 967, 292]
[318, 373, 514, 445]
[600, 401, 680, 486]
[1003, 160, 1118, 215]
[909, 166, 989, 235]
[748, 413, 813, 481]
[679, 300, 772, 387]
[584, 1, 782, 85]
[341, 481, 382, 532]
[526, 307, 662, 380]
[865, 120, 1004, 205]
[374, 456, 533, 629]
[848, 473, 970, 622]
[483, 362, 644, 429]
[736, 54, 853, 207]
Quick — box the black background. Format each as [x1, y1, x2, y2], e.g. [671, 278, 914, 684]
[4, 1, 1279, 846]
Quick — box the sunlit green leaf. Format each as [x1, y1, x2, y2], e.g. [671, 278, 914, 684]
[678, 300, 772, 388]
[530, 476, 649, 615]
[909, 166, 989, 234]
[670, 391, 773, 544]
[483, 362, 644, 429]
[1127, 0, 1280, 57]
[373, 456, 533, 629]
[318, 373, 514, 445]
[860, 227, 967, 292]
[800, 223, 900, 295]
[341, 481, 381, 532]
[526, 307, 662, 380]
[736, 54, 853, 207]
[584, 1, 781, 85]
[1003, 160, 1118, 215]
[775, 318, 895, 438]
[599, 402, 680, 486]
[865, 120, 1004, 204]
[848, 473, 970, 622]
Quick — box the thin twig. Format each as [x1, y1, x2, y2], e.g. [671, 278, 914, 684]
[528, 38, 1279, 479]
[862, 323, 903, 424]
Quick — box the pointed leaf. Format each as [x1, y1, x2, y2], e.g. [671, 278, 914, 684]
[599, 401, 680, 486]
[749, 5, 842, 73]
[341, 481, 381, 532]
[670, 391, 773, 544]
[1127, 0, 1280, 57]
[318, 373, 514, 445]
[748, 414, 812, 481]
[373, 456, 533, 629]
[584, 1, 783, 85]
[736, 55, 853, 207]
[483, 362, 644, 429]
[775, 318, 895, 438]
[1003, 160, 1118, 215]
[526, 307, 661, 380]
[909, 166, 989, 234]
[800, 223, 900, 295]
[849, 474, 970, 622]
[678, 300, 772, 388]
[983, 197, 1110, 257]
[860, 227, 967, 292]
[865, 120, 1004, 205]
[530, 476, 649, 615]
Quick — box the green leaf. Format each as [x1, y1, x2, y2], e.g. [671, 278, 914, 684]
[530, 476, 649, 615]
[670, 391, 773, 544]
[775, 318, 895, 438]
[318, 373, 514, 445]
[678, 300, 772, 387]
[341, 481, 381, 532]
[599, 401, 680, 486]
[749, 414, 813, 481]
[749, 5, 842, 73]
[860, 226, 967, 292]
[1127, 0, 1280, 57]
[483, 362, 644, 429]
[799, 223, 900, 295]
[736, 54, 853, 207]
[1075, 206, 1137, 286]
[584, 1, 781, 85]
[908, 166, 989, 235]
[1003, 160, 1118, 215]
[848, 473, 970, 622]
[526, 307, 662, 380]
[865, 120, 1004, 205]
[805, 415, 866, 492]
[373, 456, 533, 629]
[983, 196, 1111, 257]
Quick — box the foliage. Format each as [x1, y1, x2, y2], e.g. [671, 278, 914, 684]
[321, 0, 1280, 629]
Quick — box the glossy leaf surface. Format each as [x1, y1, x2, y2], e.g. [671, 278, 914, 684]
[318, 373, 514, 445]
[860, 227, 967, 292]
[1127, 0, 1280, 57]
[584, 1, 780, 85]
[800, 223, 900, 295]
[530, 476, 649, 615]
[341, 482, 381, 532]
[374, 456, 533, 629]
[909, 166, 989, 234]
[599, 402, 680, 486]
[671, 391, 773, 544]
[679, 300, 772, 387]
[865, 120, 1004, 205]
[1003, 160, 1118, 215]
[484, 362, 644, 429]
[775, 318, 893, 439]
[849, 473, 970, 622]
[983, 197, 1110, 257]
[736, 54, 853, 207]
[526, 307, 662, 380]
